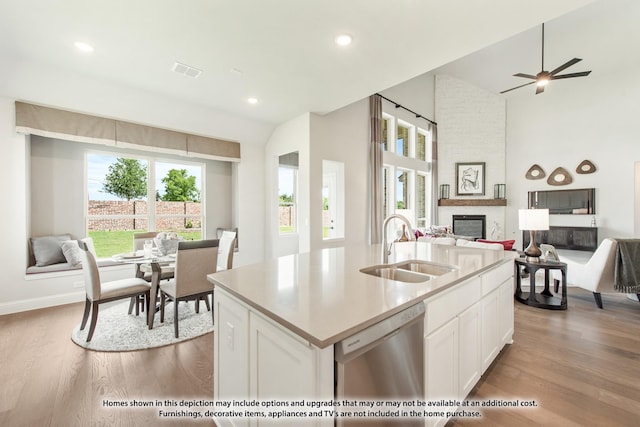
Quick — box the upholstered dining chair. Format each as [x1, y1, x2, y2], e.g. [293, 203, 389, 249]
[217, 230, 237, 271]
[128, 231, 175, 315]
[159, 239, 218, 338]
[78, 240, 151, 342]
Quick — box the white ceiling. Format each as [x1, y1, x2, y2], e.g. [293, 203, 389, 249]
[433, 0, 640, 98]
[0, 0, 605, 125]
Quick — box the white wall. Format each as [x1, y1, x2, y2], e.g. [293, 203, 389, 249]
[264, 113, 311, 258]
[309, 102, 369, 250]
[0, 58, 273, 314]
[505, 62, 640, 247]
[435, 75, 507, 238]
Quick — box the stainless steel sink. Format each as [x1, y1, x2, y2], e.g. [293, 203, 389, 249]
[360, 260, 457, 283]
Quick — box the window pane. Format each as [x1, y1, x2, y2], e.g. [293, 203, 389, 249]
[278, 158, 297, 234]
[397, 124, 409, 156]
[383, 167, 389, 218]
[417, 174, 426, 228]
[87, 154, 149, 257]
[396, 170, 410, 210]
[155, 161, 202, 237]
[382, 117, 389, 151]
[417, 132, 426, 161]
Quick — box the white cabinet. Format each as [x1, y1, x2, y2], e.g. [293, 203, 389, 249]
[458, 301, 481, 398]
[214, 288, 250, 404]
[480, 262, 514, 371]
[424, 260, 514, 427]
[425, 317, 458, 427]
[249, 312, 332, 404]
[214, 288, 333, 427]
[498, 279, 515, 346]
[480, 289, 499, 371]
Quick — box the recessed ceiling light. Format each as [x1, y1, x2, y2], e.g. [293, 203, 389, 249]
[74, 41, 94, 53]
[247, 97, 259, 105]
[335, 34, 353, 46]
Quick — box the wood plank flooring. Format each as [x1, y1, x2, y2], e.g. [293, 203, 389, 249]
[1, 288, 639, 426]
[448, 289, 640, 427]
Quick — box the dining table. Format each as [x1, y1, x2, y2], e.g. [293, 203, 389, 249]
[111, 251, 175, 329]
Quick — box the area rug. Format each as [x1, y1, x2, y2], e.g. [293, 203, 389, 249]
[71, 300, 214, 352]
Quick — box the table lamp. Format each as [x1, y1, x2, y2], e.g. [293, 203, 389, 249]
[518, 208, 549, 262]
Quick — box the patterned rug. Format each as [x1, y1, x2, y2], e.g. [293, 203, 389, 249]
[71, 300, 214, 351]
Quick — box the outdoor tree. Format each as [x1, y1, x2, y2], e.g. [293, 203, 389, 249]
[102, 158, 147, 200]
[161, 169, 200, 202]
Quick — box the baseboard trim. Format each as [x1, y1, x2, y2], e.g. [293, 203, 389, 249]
[0, 291, 85, 315]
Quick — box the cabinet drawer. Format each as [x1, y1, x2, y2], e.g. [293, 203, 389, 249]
[425, 277, 481, 335]
[481, 261, 513, 296]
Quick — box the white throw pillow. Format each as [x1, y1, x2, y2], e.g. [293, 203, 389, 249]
[60, 240, 82, 266]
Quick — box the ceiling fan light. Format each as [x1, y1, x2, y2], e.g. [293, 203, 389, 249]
[537, 77, 549, 87]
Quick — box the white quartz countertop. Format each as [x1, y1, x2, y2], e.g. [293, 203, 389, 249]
[208, 242, 513, 348]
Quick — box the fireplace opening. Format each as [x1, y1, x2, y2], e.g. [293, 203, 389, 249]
[452, 215, 486, 240]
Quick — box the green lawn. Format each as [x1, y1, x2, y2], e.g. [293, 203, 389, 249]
[89, 230, 201, 258]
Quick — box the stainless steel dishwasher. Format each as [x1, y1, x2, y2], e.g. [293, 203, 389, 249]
[335, 302, 425, 426]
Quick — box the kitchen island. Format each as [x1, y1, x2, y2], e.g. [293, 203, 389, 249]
[207, 242, 515, 427]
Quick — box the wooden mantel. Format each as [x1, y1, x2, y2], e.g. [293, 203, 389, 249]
[438, 199, 507, 207]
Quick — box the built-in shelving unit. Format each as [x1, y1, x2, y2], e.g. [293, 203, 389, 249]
[438, 199, 507, 207]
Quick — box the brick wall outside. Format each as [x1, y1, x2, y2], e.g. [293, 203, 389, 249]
[88, 200, 201, 231]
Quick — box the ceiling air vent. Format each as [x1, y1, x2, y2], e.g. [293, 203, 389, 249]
[172, 61, 202, 78]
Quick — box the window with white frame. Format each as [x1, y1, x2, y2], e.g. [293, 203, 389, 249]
[382, 112, 433, 229]
[86, 152, 203, 257]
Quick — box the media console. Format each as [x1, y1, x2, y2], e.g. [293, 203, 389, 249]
[523, 225, 598, 252]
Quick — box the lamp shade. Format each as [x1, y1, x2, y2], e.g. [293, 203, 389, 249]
[518, 209, 549, 231]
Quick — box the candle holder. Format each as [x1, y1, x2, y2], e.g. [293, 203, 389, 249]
[439, 184, 450, 200]
[494, 184, 506, 199]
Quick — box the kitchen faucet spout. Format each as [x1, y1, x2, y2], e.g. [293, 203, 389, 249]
[381, 214, 415, 264]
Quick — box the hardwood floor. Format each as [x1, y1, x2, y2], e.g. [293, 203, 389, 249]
[1, 288, 639, 426]
[449, 289, 640, 427]
[0, 302, 214, 427]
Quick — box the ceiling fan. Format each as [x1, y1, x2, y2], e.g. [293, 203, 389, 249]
[500, 23, 591, 94]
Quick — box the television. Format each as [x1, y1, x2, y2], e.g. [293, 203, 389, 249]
[528, 188, 595, 215]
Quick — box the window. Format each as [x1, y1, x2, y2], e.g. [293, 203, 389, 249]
[396, 122, 410, 157]
[278, 152, 299, 234]
[382, 114, 433, 228]
[86, 153, 203, 257]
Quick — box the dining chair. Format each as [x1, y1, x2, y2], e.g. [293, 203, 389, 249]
[159, 239, 218, 338]
[192, 230, 238, 314]
[78, 240, 151, 342]
[217, 230, 237, 271]
[129, 231, 175, 315]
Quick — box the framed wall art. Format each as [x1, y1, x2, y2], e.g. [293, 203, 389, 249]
[456, 162, 485, 196]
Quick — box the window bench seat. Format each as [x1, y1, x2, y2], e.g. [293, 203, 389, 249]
[25, 259, 120, 276]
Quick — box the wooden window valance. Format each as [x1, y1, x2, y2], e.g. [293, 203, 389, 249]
[15, 101, 240, 161]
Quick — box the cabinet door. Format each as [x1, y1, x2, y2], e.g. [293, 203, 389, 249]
[481, 290, 499, 371]
[498, 279, 514, 345]
[248, 312, 333, 427]
[458, 301, 481, 398]
[215, 289, 250, 402]
[425, 317, 459, 427]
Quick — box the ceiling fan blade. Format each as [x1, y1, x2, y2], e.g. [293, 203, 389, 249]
[550, 71, 592, 80]
[536, 85, 545, 95]
[513, 73, 537, 80]
[500, 81, 536, 94]
[549, 58, 582, 75]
